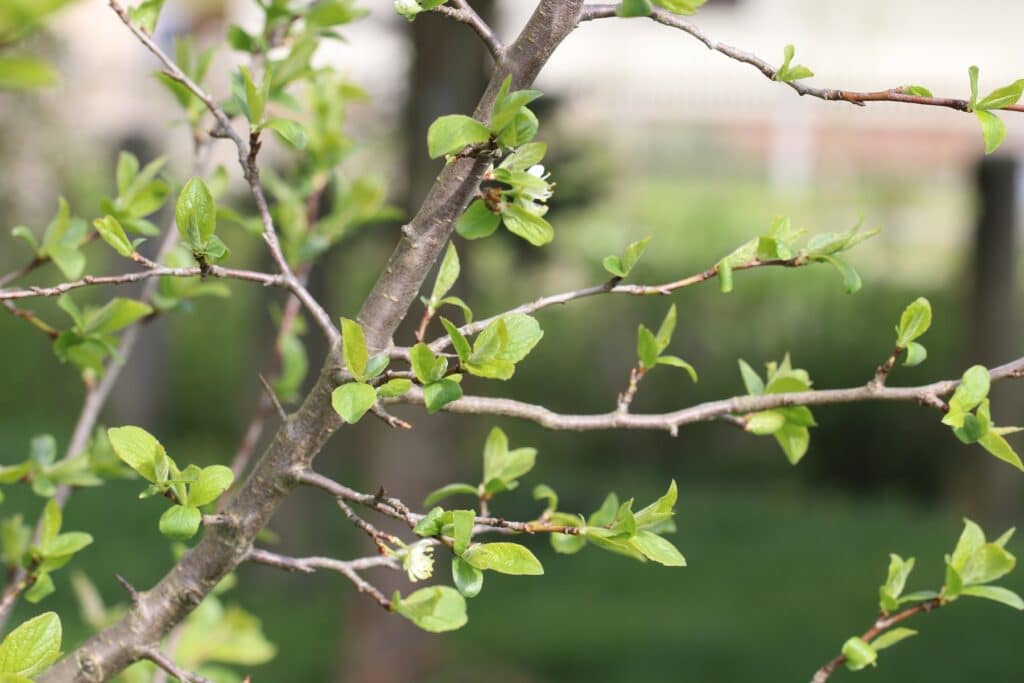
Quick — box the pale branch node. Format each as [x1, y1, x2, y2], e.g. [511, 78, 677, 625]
[388, 357, 1024, 436]
[811, 598, 943, 682]
[40, 3, 584, 679]
[431, 0, 503, 60]
[107, 0, 339, 346]
[578, 5, 1024, 114]
[430, 257, 806, 352]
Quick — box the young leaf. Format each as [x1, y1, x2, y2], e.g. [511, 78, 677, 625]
[331, 383, 377, 424]
[452, 509, 475, 556]
[960, 585, 1024, 610]
[775, 44, 814, 82]
[93, 216, 134, 257]
[895, 297, 932, 347]
[652, 0, 705, 15]
[630, 531, 686, 567]
[423, 483, 478, 507]
[340, 318, 369, 381]
[452, 557, 484, 598]
[462, 542, 544, 575]
[426, 114, 491, 159]
[188, 465, 234, 507]
[159, 504, 202, 541]
[501, 203, 554, 246]
[394, 586, 467, 633]
[617, 0, 653, 17]
[0, 612, 62, 677]
[871, 627, 917, 651]
[175, 177, 216, 248]
[977, 431, 1024, 471]
[377, 378, 413, 399]
[128, 0, 166, 34]
[456, 200, 500, 240]
[440, 318, 471, 362]
[264, 118, 308, 149]
[107, 426, 164, 483]
[423, 379, 462, 413]
[430, 243, 460, 306]
[903, 342, 927, 367]
[841, 637, 877, 671]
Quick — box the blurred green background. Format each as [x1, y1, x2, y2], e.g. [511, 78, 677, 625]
[2, 1, 1023, 681]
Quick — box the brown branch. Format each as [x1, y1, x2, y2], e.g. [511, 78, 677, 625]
[389, 357, 1024, 436]
[432, 0, 503, 60]
[2, 301, 59, 337]
[246, 549, 393, 609]
[41, 3, 584, 680]
[141, 648, 215, 683]
[811, 598, 943, 682]
[579, 5, 1024, 115]
[431, 257, 803, 352]
[870, 346, 904, 388]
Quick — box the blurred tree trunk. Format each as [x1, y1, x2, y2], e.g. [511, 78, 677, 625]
[335, 8, 493, 682]
[956, 157, 1020, 522]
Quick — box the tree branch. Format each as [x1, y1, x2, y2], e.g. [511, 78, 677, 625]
[41, 3, 584, 680]
[811, 598, 943, 682]
[390, 357, 1024, 436]
[578, 5, 1024, 114]
[141, 648, 215, 683]
[246, 549, 394, 609]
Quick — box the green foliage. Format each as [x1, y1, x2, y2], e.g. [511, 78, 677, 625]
[440, 313, 544, 381]
[155, 37, 215, 126]
[176, 177, 229, 264]
[774, 45, 814, 83]
[4, 498, 94, 605]
[128, 0, 165, 34]
[393, 0, 449, 22]
[408, 343, 463, 413]
[11, 197, 89, 280]
[101, 151, 171, 236]
[427, 115, 491, 159]
[0, 0, 75, 90]
[652, 0, 706, 13]
[53, 295, 153, 376]
[716, 217, 877, 294]
[0, 434, 103, 499]
[940, 366, 1023, 470]
[0, 612, 61, 679]
[332, 318, 392, 422]
[107, 426, 234, 540]
[636, 304, 697, 381]
[893, 297, 932, 366]
[967, 66, 1024, 154]
[738, 355, 817, 464]
[603, 236, 651, 279]
[422, 243, 472, 323]
[393, 586, 467, 632]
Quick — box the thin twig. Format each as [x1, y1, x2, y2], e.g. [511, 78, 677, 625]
[578, 6, 1024, 115]
[258, 374, 288, 422]
[811, 598, 943, 682]
[142, 648, 215, 683]
[246, 549, 394, 609]
[389, 356, 1024, 436]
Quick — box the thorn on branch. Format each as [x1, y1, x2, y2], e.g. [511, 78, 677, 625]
[258, 374, 288, 422]
[114, 574, 140, 605]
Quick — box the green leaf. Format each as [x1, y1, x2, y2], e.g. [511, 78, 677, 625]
[452, 509, 474, 556]
[903, 85, 933, 97]
[413, 507, 445, 537]
[746, 410, 786, 435]
[340, 318, 369, 381]
[423, 483, 478, 507]
[93, 215, 134, 257]
[950, 518, 985, 575]
[159, 505, 202, 541]
[961, 585, 1024, 610]
[331, 383, 377, 423]
[188, 465, 234, 507]
[240, 66, 264, 125]
[0, 612, 61, 677]
[814, 254, 862, 293]
[377, 378, 412, 399]
[651, 0, 705, 15]
[128, 0, 165, 34]
[634, 480, 677, 532]
[871, 627, 917, 651]
[533, 484, 559, 514]
[945, 365, 990, 418]
[107, 426, 164, 482]
[430, 243, 460, 305]
[775, 44, 814, 82]
[23, 574, 54, 604]
[83, 298, 152, 336]
[976, 79, 1024, 111]
[655, 355, 698, 382]
[978, 431, 1024, 471]
[264, 118, 307, 149]
[423, 379, 462, 413]
[473, 314, 543, 364]
[496, 108, 539, 147]
[603, 236, 651, 277]
[589, 493, 620, 527]
[903, 341, 927, 367]
[896, 297, 932, 347]
[409, 343, 446, 384]
[501, 203, 554, 246]
[879, 553, 915, 613]
[463, 542, 544, 575]
[617, 0, 653, 17]
[440, 318, 472, 363]
[717, 258, 733, 293]
[499, 142, 547, 172]
[636, 325, 659, 369]
[452, 557, 484, 598]
[394, 586, 467, 633]
[975, 110, 1006, 155]
[629, 530, 686, 566]
[774, 423, 810, 465]
[40, 531, 92, 559]
[737, 359, 765, 395]
[456, 199, 501, 240]
[489, 78, 543, 134]
[176, 177, 216, 248]
[482, 427, 537, 492]
[426, 114, 491, 159]
[841, 636, 877, 672]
